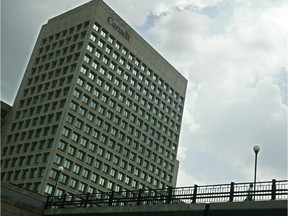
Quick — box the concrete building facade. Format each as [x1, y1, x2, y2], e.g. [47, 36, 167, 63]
[1, 0, 187, 196]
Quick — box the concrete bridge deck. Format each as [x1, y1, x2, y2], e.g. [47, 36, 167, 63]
[43, 200, 287, 216]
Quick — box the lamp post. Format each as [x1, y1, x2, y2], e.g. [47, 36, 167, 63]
[253, 145, 260, 200]
[53, 166, 64, 196]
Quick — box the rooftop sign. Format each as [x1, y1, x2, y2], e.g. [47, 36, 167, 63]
[107, 17, 130, 41]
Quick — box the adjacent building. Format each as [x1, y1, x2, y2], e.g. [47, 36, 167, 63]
[1, 0, 187, 196]
[1, 101, 12, 130]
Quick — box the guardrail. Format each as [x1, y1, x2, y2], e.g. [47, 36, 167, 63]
[45, 179, 288, 209]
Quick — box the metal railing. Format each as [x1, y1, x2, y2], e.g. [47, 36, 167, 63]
[45, 179, 288, 209]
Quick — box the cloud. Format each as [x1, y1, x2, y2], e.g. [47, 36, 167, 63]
[104, 0, 224, 26]
[144, 0, 287, 185]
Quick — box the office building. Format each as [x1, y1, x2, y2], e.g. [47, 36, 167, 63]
[1, 0, 187, 196]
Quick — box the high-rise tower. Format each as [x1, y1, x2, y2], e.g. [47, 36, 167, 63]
[1, 0, 187, 196]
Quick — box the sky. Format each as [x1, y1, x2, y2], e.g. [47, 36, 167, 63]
[1, 0, 287, 187]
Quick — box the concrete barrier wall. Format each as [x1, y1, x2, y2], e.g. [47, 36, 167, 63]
[1, 183, 46, 216]
[43, 200, 287, 216]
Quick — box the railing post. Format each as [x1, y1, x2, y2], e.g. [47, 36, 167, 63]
[271, 179, 276, 200]
[137, 189, 142, 205]
[84, 192, 90, 207]
[109, 191, 115, 206]
[61, 193, 67, 208]
[192, 184, 198, 203]
[166, 186, 173, 204]
[229, 182, 235, 202]
[45, 196, 51, 209]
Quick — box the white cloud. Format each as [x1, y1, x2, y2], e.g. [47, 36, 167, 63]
[104, 0, 224, 26]
[145, 0, 287, 184]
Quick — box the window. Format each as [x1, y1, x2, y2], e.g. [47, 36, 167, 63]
[90, 33, 96, 41]
[54, 155, 62, 165]
[75, 119, 83, 129]
[88, 72, 95, 80]
[113, 155, 119, 165]
[105, 46, 111, 54]
[83, 55, 90, 63]
[106, 111, 113, 120]
[62, 127, 70, 137]
[117, 172, 123, 181]
[96, 78, 103, 86]
[102, 56, 108, 64]
[119, 58, 125, 65]
[100, 67, 106, 75]
[77, 151, 84, 160]
[95, 50, 101, 58]
[110, 62, 115, 70]
[120, 160, 127, 169]
[92, 61, 98, 69]
[102, 164, 109, 173]
[104, 83, 110, 92]
[100, 30, 107, 38]
[100, 135, 107, 143]
[91, 173, 97, 182]
[69, 178, 77, 188]
[67, 145, 76, 156]
[115, 42, 121, 49]
[70, 102, 77, 111]
[92, 130, 99, 139]
[80, 137, 88, 147]
[79, 182, 86, 192]
[73, 164, 81, 174]
[58, 140, 66, 151]
[73, 89, 81, 98]
[99, 177, 106, 186]
[87, 44, 93, 52]
[108, 36, 114, 44]
[97, 147, 104, 156]
[107, 181, 113, 190]
[93, 23, 100, 31]
[83, 124, 91, 134]
[63, 159, 71, 170]
[80, 66, 87, 74]
[82, 169, 89, 179]
[71, 132, 79, 142]
[110, 168, 116, 177]
[79, 107, 86, 116]
[95, 160, 101, 169]
[98, 40, 104, 48]
[90, 100, 97, 109]
[112, 52, 118, 60]
[89, 142, 96, 152]
[44, 184, 53, 194]
[125, 176, 130, 185]
[86, 155, 93, 165]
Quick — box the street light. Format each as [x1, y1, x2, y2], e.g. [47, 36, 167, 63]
[253, 145, 260, 200]
[53, 166, 64, 196]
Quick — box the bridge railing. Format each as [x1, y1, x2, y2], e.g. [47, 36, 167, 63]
[45, 179, 288, 209]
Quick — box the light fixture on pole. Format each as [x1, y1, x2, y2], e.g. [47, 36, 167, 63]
[53, 166, 64, 196]
[253, 145, 260, 200]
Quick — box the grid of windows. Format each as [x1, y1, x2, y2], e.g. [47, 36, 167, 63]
[1, 20, 91, 193]
[1, 2, 186, 196]
[52, 21, 185, 191]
